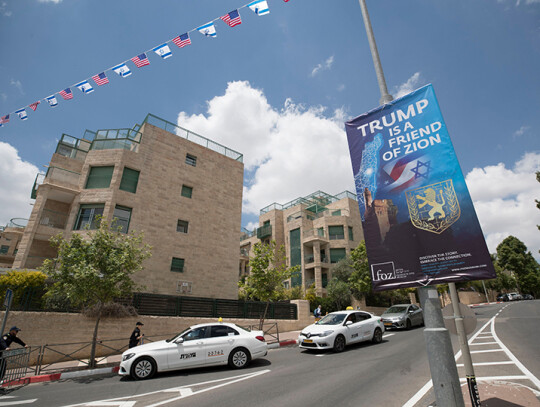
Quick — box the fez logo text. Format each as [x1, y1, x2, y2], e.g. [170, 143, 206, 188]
[371, 262, 397, 281]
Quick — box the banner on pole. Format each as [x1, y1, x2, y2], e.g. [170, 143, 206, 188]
[345, 84, 495, 291]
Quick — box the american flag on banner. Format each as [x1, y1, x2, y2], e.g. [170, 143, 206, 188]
[380, 151, 431, 194]
[59, 88, 73, 100]
[131, 53, 150, 68]
[92, 72, 109, 86]
[0, 115, 9, 124]
[221, 10, 242, 27]
[172, 33, 191, 48]
[29, 101, 40, 111]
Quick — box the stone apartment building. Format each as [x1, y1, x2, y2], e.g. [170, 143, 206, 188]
[0, 218, 26, 269]
[240, 191, 364, 296]
[11, 113, 244, 299]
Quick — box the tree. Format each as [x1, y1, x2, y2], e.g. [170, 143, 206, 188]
[239, 241, 299, 329]
[41, 220, 152, 368]
[326, 278, 351, 311]
[349, 241, 373, 300]
[496, 236, 540, 297]
[0, 270, 47, 308]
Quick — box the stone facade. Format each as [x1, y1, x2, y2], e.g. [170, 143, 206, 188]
[12, 115, 244, 299]
[240, 191, 365, 297]
[0, 221, 25, 269]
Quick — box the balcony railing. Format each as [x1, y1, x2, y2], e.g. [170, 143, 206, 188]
[5, 218, 28, 229]
[304, 255, 314, 264]
[303, 228, 326, 239]
[55, 134, 91, 160]
[240, 228, 256, 241]
[39, 209, 69, 229]
[260, 190, 357, 215]
[240, 248, 250, 257]
[92, 128, 142, 152]
[45, 167, 81, 189]
[143, 113, 243, 162]
[256, 224, 272, 239]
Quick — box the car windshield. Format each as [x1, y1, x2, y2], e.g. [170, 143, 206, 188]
[316, 313, 347, 325]
[384, 306, 407, 314]
[167, 327, 191, 342]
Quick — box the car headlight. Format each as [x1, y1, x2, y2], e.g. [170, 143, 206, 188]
[319, 330, 334, 337]
[122, 353, 136, 361]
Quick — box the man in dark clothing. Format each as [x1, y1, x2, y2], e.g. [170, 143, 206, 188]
[129, 322, 144, 348]
[3, 327, 27, 350]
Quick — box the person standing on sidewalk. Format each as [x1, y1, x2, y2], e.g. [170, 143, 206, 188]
[2, 327, 27, 350]
[129, 322, 144, 348]
[314, 305, 322, 322]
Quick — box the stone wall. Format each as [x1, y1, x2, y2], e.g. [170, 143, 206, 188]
[1, 300, 312, 365]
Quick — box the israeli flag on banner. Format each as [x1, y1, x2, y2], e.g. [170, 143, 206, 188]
[112, 63, 132, 77]
[197, 22, 217, 37]
[153, 43, 172, 59]
[248, 0, 270, 15]
[15, 108, 28, 120]
[46, 95, 58, 107]
[76, 80, 94, 94]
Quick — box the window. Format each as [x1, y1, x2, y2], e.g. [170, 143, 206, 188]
[185, 154, 197, 167]
[331, 209, 342, 216]
[112, 206, 132, 233]
[210, 325, 239, 337]
[177, 220, 189, 233]
[181, 185, 193, 198]
[322, 273, 328, 288]
[119, 167, 140, 193]
[328, 225, 344, 240]
[171, 257, 185, 272]
[74, 204, 104, 230]
[330, 248, 346, 263]
[183, 327, 207, 341]
[0, 245, 9, 255]
[348, 226, 354, 241]
[85, 166, 114, 189]
[356, 312, 372, 321]
[263, 220, 270, 226]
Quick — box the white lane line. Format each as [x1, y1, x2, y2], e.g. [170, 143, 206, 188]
[383, 333, 395, 338]
[456, 361, 514, 367]
[470, 342, 498, 345]
[315, 354, 325, 357]
[459, 375, 529, 382]
[470, 349, 504, 354]
[0, 400, 38, 406]
[491, 318, 540, 390]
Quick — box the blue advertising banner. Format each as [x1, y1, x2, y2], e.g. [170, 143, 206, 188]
[345, 84, 495, 291]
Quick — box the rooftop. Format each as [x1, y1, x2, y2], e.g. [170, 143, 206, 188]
[260, 190, 357, 215]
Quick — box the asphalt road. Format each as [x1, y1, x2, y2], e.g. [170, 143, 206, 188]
[2, 300, 538, 407]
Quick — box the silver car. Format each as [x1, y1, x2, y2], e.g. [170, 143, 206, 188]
[381, 304, 423, 330]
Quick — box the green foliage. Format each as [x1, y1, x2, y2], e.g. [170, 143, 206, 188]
[239, 241, 299, 302]
[309, 296, 336, 314]
[283, 285, 304, 300]
[349, 242, 372, 299]
[304, 283, 317, 304]
[496, 236, 540, 296]
[326, 278, 351, 310]
[0, 270, 47, 308]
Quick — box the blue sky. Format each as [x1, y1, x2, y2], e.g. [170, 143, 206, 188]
[1, 0, 539, 257]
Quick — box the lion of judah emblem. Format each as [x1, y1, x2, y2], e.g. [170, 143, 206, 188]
[406, 180, 460, 234]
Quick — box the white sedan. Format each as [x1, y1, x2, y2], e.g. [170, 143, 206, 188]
[299, 310, 385, 352]
[119, 322, 267, 380]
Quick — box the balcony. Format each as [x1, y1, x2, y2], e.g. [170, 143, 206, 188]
[240, 228, 256, 241]
[39, 209, 69, 229]
[240, 248, 250, 257]
[92, 128, 141, 152]
[303, 228, 329, 247]
[56, 134, 91, 160]
[256, 224, 272, 239]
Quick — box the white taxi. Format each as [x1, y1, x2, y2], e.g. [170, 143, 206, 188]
[119, 322, 267, 380]
[299, 310, 385, 352]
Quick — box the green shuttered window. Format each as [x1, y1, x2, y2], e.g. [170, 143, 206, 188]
[74, 204, 104, 230]
[289, 228, 302, 287]
[330, 248, 346, 263]
[329, 225, 344, 240]
[348, 226, 354, 241]
[85, 166, 114, 189]
[171, 257, 185, 273]
[181, 185, 193, 198]
[119, 167, 140, 193]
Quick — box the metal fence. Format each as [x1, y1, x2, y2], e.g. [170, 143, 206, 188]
[0, 347, 31, 387]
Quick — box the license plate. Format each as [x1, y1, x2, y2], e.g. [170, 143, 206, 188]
[303, 339, 313, 343]
[384, 323, 392, 327]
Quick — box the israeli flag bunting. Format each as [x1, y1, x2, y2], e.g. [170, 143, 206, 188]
[46, 95, 58, 107]
[248, 0, 270, 15]
[15, 108, 28, 120]
[153, 43, 172, 59]
[112, 63, 132, 78]
[76, 80, 94, 94]
[197, 21, 217, 37]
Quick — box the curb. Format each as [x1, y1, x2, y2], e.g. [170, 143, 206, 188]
[470, 301, 503, 307]
[3, 366, 120, 387]
[268, 339, 298, 350]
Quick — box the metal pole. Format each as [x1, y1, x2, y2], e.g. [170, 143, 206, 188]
[481, 280, 490, 303]
[449, 283, 481, 406]
[418, 286, 465, 407]
[358, 0, 394, 105]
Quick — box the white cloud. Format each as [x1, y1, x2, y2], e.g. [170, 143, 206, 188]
[311, 56, 334, 77]
[177, 81, 354, 216]
[513, 125, 530, 138]
[10, 79, 24, 95]
[0, 142, 38, 226]
[393, 72, 425, 99]
[0, 93, 6, 102]
[244, 221, 258, 231]
[465, 152, 540, 259]
[37, 0, 63, 3]
[0, 2, 11, 17]
[337, 84, 346, 92]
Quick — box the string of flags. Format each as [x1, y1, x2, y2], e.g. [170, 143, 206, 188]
[0, 0, 291, 129]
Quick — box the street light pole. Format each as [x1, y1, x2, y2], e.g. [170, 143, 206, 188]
[358, 0, 394, 105]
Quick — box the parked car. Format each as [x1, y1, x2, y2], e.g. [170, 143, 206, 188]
[119, 322, 267, 380]
[381, 304, 424, 330]
[507, 292, 521, 301]
[523, 294, 534, 300]
[497, 293, 509, 302]
[298, 310, 385, 352]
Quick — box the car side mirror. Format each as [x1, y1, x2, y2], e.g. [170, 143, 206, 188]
[174, 337, 184, 344]
[345, 320, 353, 326]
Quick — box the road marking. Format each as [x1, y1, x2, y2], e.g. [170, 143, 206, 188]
[470, 349, 504, 354]
[87, 403, 136, 407]
[0, 400, 37, 406]
[470, 341, 498, 345]
[383, 333, 394, 338]
[456, 361, 514, 367]
[459, 376, 529, 382]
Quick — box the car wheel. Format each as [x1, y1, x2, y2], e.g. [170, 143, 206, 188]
[333, 335, 346, 353]
[372, 328, 383, 344]
[406, 319, 412, 330]
[228, 347, 251, 369]
[130, 356, 156, 380]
